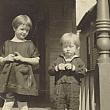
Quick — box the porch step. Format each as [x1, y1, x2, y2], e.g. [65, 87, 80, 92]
[0, 108, 50, 110]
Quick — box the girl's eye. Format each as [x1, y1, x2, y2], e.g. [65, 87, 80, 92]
[21, 28, 29, 32]
[20, 28, 24, 31]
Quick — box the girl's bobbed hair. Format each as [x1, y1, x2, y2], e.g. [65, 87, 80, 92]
[12, 15, 32, 29]
[60, 32, 80, 48]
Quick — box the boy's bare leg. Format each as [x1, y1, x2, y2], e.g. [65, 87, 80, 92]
[17, 101, 29, 110]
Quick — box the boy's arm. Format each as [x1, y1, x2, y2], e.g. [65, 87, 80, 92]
[48, 56, 67, 75]
[48, 61, 58, 76]
[73, 59, 87, 77]
[48, 57, 62, 76]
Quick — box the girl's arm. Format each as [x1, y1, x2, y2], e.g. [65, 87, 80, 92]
[20, 57, 40, 65]
[0, 54, 15, 63]
[14, 52, 40, 65]
[0, 57, 5, 63]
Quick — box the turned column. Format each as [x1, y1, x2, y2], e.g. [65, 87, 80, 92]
[95, 0, 110, 110]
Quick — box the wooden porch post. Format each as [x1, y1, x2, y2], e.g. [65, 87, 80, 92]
[96, 0, 110, 110]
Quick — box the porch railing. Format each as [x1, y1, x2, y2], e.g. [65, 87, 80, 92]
[79, 70, 95, 110]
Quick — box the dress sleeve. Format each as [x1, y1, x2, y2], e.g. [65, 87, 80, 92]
[29, 41, 40, 58]
[0, 42, 5, 57]
[28, 41, 39, 72]
[0, 42, 6, 71]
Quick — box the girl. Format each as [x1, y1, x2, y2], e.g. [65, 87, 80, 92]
[0, 15, 40, 110]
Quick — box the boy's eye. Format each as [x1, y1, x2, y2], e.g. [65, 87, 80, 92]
[70, 45, 75, 47]
[63, 45, 75, 48]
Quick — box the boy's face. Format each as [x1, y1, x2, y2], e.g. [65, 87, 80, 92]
[14, 24, 30, 40]
[62, 41, 77, 58]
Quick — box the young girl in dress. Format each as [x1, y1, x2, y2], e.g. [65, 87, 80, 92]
[0, 15, 40, 110]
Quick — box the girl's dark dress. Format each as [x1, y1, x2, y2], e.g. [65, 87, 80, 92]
[0, 40, 39, 96]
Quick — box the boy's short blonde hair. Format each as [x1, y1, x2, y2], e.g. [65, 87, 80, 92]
[60, 33, 80, 48]
[12, 15, 32, 29]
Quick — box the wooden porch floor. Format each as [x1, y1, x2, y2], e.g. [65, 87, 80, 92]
[0, 107, 50, 110]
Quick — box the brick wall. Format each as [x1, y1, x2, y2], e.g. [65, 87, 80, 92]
[45, 0, 76, 98]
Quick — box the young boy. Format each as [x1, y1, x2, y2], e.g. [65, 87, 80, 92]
[48, 33, 86, 110]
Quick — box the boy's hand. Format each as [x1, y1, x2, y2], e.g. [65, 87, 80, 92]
[65, 63, 75, 71]
[58, 63, 66, 70]
[65, 63, 72, 70]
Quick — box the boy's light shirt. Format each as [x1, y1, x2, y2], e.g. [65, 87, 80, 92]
[55, 55, 79, 71]
[64, 55, 87, 72]
[64, 55, 78, 71]
[64, 55, 79, 62]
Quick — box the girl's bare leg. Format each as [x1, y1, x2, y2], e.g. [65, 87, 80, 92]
[2, 101, 14, 110]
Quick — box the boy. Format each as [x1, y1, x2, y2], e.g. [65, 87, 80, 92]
[48, 33, 86, 110]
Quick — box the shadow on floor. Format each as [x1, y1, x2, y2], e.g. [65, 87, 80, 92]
[0, 95, 51, 109]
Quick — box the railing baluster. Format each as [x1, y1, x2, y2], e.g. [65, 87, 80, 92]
[85, 75, 90, 110]
[79, 70, 95, 110]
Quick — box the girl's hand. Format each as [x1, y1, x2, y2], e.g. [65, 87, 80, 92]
[14, 52, 39, 65]
[5, 54, 15, 62]
[14, 52, 24, 61]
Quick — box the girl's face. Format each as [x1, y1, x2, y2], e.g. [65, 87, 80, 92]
[14, 24, 30, 40]
[62, 41, 77, 58]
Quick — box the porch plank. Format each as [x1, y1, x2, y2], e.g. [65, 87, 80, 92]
[0, 108, 50, 110]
